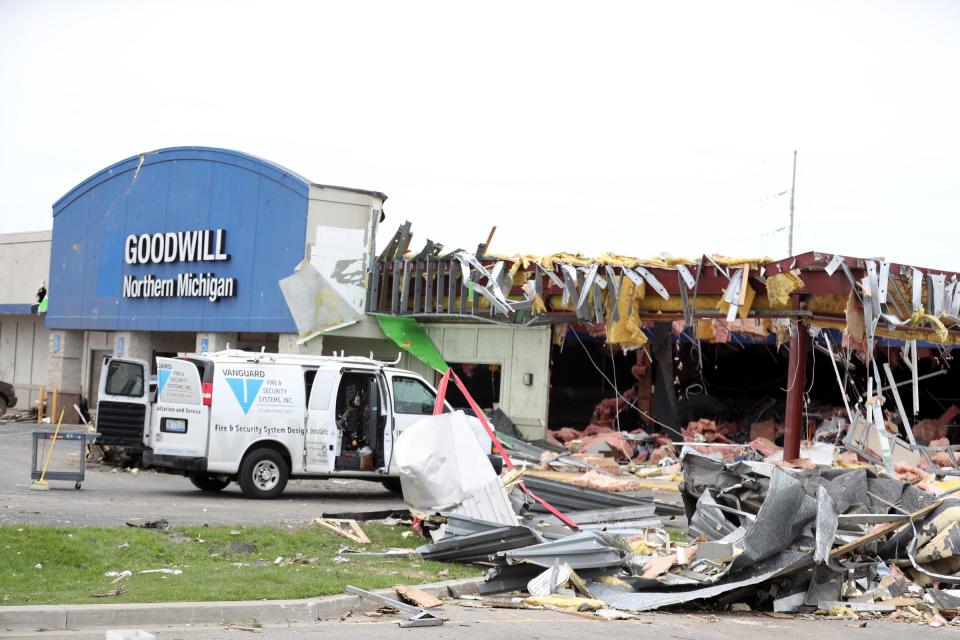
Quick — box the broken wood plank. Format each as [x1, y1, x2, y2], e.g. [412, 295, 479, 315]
[395, 584, 443, 609]
[878, 597, 923, 607]
[568, 569, 595, 600]
[90, 586, 134, 598]
[738, 264, 750, 306]
[224, 623, 262, 633]
[487, 600, 530, 609]
[829, 500, 941, 559]
[541, 605, 609, 621]
[311, 518, 371, 544]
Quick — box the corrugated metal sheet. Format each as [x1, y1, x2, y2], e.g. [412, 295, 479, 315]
[417, 526, 543, 563]
[521, 475, 685, 516]
[499, 531, 626, 569]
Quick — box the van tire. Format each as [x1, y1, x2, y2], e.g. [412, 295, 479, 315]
[238, 448, 289, 499]
[189, 473, 230, 492]
[380, 478, 403, 495]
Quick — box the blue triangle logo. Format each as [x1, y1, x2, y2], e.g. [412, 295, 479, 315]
[225, 378, 263, 415]
[157, 370, 171, 396]
[157, 369, 170, 396]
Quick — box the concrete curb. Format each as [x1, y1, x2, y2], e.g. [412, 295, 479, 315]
[0, 578, 481, 632]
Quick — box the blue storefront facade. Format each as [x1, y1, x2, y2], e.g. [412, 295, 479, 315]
[45, 147, 388, 407]
[48, 147, 311, 333]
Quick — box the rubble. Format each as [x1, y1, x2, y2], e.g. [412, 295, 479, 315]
[394, 411, 518, 527]
[346, 585, 444, 628]
[311, 518, 371, 544]
[382, 292, 960, 624]
[396, 432, 960, 624]
[514, 474, 682, 516]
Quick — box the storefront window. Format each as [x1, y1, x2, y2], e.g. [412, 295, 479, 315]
[445, 363, 501, 412]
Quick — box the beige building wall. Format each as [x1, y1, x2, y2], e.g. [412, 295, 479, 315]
[0, 231, 51, 304]
[304, 184, 385, 316]
[400, 324, 551, 440]
[0, 231, 51, 412]
[0, 315, 48, 410]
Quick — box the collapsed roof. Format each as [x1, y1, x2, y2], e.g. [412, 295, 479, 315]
[370, 222, 960, 351]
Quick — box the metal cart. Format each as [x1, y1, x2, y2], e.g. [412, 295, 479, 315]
[31, 431, 98, 489]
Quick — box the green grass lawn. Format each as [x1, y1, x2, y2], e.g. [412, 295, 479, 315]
[0, 524, 481, 606]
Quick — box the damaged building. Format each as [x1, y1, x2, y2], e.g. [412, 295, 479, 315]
[13, 146, 555, 437]
[368, 222, 960, 471]
[8, 145, 960, 469]
[30, 147, 394, 411]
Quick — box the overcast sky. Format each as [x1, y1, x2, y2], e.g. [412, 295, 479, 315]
[1, 1, 958, 269]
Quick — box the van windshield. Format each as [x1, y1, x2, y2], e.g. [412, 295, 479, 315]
[105, 360, 145, 397]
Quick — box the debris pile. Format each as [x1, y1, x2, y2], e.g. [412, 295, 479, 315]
[403, 433, 960, 625]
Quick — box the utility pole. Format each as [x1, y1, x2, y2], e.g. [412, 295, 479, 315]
[788, 150, 797, 256]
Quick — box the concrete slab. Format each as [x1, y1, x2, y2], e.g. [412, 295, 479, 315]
[0, 578, 485, 632]
[64, 600, 319, 629]
[0, 605, 67, 632]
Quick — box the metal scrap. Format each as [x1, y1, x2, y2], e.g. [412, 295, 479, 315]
[500, 531, 627, 570]
[519, 475, 683, 516]
[346, 585, 444, 628]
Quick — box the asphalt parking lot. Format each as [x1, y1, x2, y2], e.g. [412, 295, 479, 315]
[0, 423, 405, 527]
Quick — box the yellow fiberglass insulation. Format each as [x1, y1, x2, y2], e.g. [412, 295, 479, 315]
[908, 307, 950, 344]
[531, 294, 547, 315]
[605, 278, 647, 348]
[765, 271, 805, 309]
[717, 282, 756, 321]
[523, 594, 606, 611]
[697, 318, 716, 342]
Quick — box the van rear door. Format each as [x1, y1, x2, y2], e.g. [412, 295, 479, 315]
[304, 369, 340, 473]
[150, 357, 209, 458]
[95, 356, 150, 448]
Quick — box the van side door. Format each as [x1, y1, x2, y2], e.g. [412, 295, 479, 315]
[150, 357, 209, 458]
[95, 356, 150, 448]
[304, 369, 340, 473]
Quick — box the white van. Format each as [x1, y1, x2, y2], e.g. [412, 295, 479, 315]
[95, 350, 497, 498]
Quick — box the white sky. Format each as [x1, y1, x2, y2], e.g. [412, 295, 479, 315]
[1, 0, 958, 269]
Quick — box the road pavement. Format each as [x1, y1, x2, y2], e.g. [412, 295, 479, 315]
[0, 605, 954, 639]
[0, 423, 405, 527]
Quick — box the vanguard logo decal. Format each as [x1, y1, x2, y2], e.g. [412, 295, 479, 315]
[225, 377, 264, 414]
[157, 369, 171, 396]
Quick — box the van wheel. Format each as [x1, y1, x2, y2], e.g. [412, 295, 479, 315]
[0, 398, 7, 417]
[238, 449, 288, 499]
[189, 473, 230, 492]
[380, 478, 403, 495]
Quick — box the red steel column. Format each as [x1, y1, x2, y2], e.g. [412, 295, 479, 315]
[784, 313, 807, 461]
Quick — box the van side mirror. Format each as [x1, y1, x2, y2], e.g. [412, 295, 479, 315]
[420, 402, 433, 415]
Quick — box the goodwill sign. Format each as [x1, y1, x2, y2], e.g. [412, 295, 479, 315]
[121, 228, 237, 302]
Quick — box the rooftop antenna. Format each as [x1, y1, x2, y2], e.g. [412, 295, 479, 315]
[788, 150, 798, 256]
